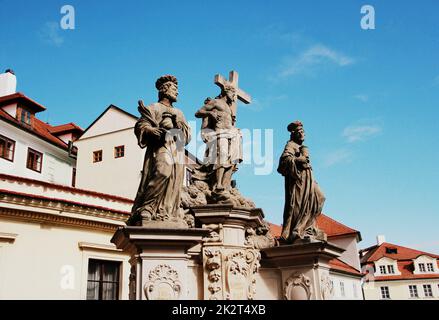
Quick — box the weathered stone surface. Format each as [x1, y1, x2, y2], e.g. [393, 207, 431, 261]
[129, 75, 191, 227]
[277, 120, 326, 243]
[284, 272, 313, 300]
[192, 71, 254, 208]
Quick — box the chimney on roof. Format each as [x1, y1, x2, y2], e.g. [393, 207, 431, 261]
[0, 69, 17, 97]
[377, 235, 386, 245]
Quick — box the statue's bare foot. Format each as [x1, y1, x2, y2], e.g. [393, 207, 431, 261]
[140, 210, 152, 223]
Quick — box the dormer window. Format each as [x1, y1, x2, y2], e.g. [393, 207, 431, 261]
[388, 265, 395, 274]
[386, 247, 398, 254]
[20, 109, 31, 125]
[419, 263, 426, 272]
[380, 266, 387, 274]
[427, 263, 434, 272]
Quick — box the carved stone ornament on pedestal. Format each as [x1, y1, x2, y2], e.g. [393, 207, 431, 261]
[244, 221, 277, 249]
[144, 264, 182, 300]
[225, 249, 261, 300]
[205, 248, 223, 300]
[284, 272, 313, 300]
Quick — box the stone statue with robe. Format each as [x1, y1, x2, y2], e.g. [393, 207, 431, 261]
[129, 75, 191, 227]
[277, 121, 326, 243]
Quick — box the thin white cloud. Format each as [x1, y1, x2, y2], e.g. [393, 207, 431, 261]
[343, 125, 382, 143]
[280, 44, 355, 77]
[354, 94, 369, 102]
[323, 149, 353, 167]
[39, 21, 64, 46]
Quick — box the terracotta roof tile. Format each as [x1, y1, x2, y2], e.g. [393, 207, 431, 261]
[0, 92, 46, 112]
[0, 100, 81, 150]
[316, 214, 360, 238]
[361, 242, 439, 264]
[329, 258, 362, 275]
[267, 214, 360, 240]
[49, 123, 83, 135]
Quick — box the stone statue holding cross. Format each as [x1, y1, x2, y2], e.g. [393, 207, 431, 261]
[192, 71, 254, 207]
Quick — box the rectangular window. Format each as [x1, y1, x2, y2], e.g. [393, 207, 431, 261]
[387, 265, 395, 274]
[423, 284, 433, 297]
[379, 266, 387, 274]
[86, 259, 120, 300]
[20, 109, 31, 125]
[419, 263, 426, 272]
[114, 145, 124, 158]
[409, 285, 418, 298]
[380, 286, 390, 299]
[0, 134, 15, 161]
[93, 150, 103, 163]
[340, 281, 345, 297]
[427, 263, 434, 272]
[353, 283, 358, 298]
[26, 148, 43, 173]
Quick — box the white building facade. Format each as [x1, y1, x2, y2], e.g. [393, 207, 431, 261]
[361, 236, 439, 300]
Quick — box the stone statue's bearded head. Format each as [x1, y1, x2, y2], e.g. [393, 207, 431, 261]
[222, 84, 237, 103]
[156, 75, 178, 103]
[288, 120, 305, 144]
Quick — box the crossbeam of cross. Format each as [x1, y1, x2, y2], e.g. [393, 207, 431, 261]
[214, 70, 252, 120]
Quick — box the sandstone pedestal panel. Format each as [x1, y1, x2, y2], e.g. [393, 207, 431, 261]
[261, 240, 344, 300]
[111, 227, 209, 300]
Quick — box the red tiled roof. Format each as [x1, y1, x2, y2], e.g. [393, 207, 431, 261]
[317, 214, 360, 239]
[0, 103, 81, 150]
[267, 214, 360, 240]
[361, 242, 439, 282]
[49, 123, 83, 135]
[360, 242, 439, 264]
[0, 92, 46, 112]
[0, 173, 133, 204]
[267, 222, 282, 238]
[329, 258, 362, 276]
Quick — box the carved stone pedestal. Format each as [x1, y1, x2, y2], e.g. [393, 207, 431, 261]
[261, 240, 344, 300]
[111, 227, 209, 300]
[191, 205, 268, 300]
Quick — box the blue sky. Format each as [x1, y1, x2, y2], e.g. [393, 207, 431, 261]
[1, 0, 438, 253]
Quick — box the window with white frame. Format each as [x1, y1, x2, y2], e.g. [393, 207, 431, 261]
[380, 286, 390, 299]
[426, 263, 434, 272]
[387, 265, 395, 274]
[379, 265, 387, 274]
[409, 285, 418, 298]
[423, 284, 433, 298]
[26, 148, 43, 173]
[419, 263, 426, 272]
[353, 283, 358, 298]
[0, 134, 15, 161]
[340, 281, 345, 297]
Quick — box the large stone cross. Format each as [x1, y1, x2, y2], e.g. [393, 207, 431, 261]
[214, 70, 252, 119]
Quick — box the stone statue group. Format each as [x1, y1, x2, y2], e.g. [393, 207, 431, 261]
[129, 73, 326, 244]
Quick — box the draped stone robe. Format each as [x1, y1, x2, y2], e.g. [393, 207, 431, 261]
[132, 102, 191, 222]
[277, 140, 325, 242]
